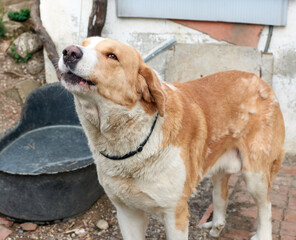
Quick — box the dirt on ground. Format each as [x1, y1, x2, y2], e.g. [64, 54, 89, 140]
[0, 51, 23, 135]
[3, 180, 213, 240]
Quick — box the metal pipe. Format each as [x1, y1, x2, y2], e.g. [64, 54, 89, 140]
[144, 37, 177, 62]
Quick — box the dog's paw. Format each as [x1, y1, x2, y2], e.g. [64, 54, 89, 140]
[250, 234, 272, 240]
[209, 223, 225, 238]
[200, 221, 213, 229]
[250, 235, 259, 240]
[200, 221, 225, 238]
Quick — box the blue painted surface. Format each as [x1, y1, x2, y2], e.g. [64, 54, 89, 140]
[116, 0, 288, 26]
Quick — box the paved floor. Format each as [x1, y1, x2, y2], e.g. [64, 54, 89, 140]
[199, 155, 296, 240]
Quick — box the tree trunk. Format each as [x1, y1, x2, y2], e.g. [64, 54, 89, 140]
[88, 0, 107, 37]
[31, 0, 61, 80]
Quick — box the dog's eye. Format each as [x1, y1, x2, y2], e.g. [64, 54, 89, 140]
[107, 53, 118, 61]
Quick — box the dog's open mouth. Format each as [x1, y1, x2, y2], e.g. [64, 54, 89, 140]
[62, 72, 96, 86]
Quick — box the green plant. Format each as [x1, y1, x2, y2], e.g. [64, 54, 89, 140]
[8, 8, 30, 22]
[10, 45, 31, 63]
[0, 0, 5, 37]
[0, 19, 5, 37]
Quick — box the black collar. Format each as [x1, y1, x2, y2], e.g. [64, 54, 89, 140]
[100, 113, 159, 161]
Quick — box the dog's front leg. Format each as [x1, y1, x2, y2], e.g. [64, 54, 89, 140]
[164, 206, 189, 240]
[115, 203, 149, 240]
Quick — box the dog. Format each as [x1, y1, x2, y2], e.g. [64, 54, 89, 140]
[58, 37, 285, 240]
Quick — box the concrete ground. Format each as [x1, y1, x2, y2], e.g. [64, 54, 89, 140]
[198, 155, 296, 240]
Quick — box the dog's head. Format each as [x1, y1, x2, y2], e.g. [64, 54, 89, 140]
[58, 37, 166, 116]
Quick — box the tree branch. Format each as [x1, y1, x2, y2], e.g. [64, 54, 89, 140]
[31, 0, 61, 80]
[88, 0, 107, 37]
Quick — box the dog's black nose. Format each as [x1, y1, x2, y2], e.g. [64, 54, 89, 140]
[62, 45, 83, 69]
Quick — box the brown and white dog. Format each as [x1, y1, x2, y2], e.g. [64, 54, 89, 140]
[58, 37, 285, 240]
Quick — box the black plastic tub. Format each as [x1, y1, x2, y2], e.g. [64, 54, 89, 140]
[0, 82, 104, 222]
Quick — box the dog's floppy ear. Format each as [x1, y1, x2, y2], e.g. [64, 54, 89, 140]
[138, 63, 166, 117]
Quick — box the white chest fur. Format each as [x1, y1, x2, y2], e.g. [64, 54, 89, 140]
[96, 145, 186, 219]
[73, 93, 187, 219]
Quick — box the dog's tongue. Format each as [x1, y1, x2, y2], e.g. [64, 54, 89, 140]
[79, 80, 87, 86]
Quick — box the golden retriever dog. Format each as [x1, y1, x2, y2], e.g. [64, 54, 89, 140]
[58, 37, 285, 240]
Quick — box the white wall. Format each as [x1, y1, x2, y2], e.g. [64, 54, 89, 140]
[258, 0, 296, 155]
[40, 0, 92, 83]
[102, 0, 225, 54]
[40, 0, 224, 84]
[41, 0, 296, 154]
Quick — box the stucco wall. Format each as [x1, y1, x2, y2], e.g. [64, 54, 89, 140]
[40, 0, 92, 83]
[259, 0, 296, 155]
[41, 0, 296, 154]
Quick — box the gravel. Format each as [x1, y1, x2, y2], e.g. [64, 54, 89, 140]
[0, 52, 23, 136]
[3, 181, 213, 240]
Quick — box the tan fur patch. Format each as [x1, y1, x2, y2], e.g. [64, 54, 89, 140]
[221, 174, 231, 201]
[67, 38, 285, 235]
[157, 71, 285, 231]
[81, 38, 92, 47]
